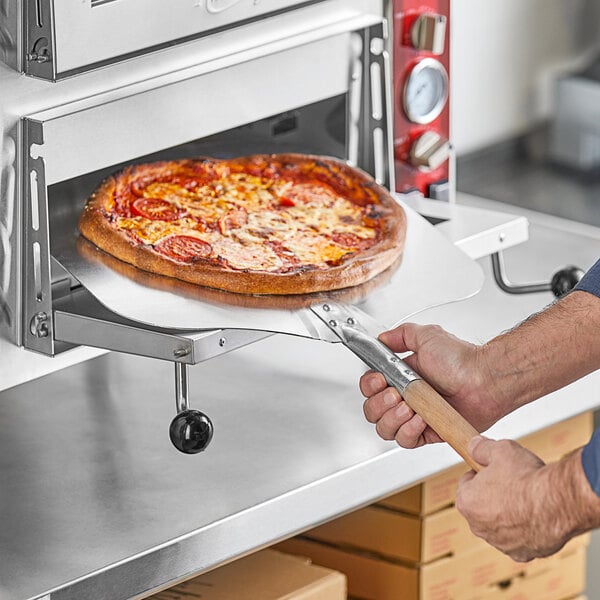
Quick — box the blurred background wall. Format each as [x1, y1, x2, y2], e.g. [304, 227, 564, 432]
[450, 0, 600, 155]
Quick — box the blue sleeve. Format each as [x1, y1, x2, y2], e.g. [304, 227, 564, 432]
[573, 259, 600, 492]
[582, 430, 600, 496]
[575, 259, 600, 298]
[576, 260, 600, 493]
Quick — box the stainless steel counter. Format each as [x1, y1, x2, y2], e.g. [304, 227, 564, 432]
[1, 196, 600, 600]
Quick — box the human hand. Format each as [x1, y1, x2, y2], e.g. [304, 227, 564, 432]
[456, 436, 570, 562]
[359, 323, 503, 448]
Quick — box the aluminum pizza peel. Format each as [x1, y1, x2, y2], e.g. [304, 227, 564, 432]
[52, 199, 483, 469]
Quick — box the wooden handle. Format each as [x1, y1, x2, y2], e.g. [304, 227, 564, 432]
[404, 379, 482, 472]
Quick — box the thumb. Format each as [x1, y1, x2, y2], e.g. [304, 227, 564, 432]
[379, 323, 419, 354]
[468, 435, 495, 467]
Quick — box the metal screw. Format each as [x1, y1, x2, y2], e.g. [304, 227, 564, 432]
[370, 38, 384, 56]
[390, 356, 398, 363]
[173, 348, 191, 358]
[329, 319, 338, 328]
[322, 304, 331, 312]
[218, 337, 227, 347]
[26, 53, 50, 63]
[346, 317, 356, 325]
[29, 312, 49, 338]
[498, 232, 506, 242]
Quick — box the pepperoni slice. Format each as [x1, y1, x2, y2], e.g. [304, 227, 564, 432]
[132, 198, 185, 221]
[278, 181, 338, 207]
[154, 235, 212, 263]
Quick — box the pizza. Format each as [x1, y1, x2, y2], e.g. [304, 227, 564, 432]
[76, 235, 400, 311]
[78, 154, 406, 295]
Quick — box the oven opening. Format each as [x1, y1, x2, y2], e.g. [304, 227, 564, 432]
[47, 94, 347, 294]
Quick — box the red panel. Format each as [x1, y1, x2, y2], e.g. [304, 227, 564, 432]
[392, 0, 450, 196]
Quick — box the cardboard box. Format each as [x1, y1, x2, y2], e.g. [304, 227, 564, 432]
[275, 534, 589, 600]
[148, 549, 347, 599]
[307, 500, 489, 564]
[378, 412, 593, 516]
[474, 546, 586, 600]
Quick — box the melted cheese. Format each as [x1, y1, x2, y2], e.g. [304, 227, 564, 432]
[115, 172, 380, 271]
[116, 217, 202, 245]
[283, 231, 350, 265]
[210, 236, 283, 271]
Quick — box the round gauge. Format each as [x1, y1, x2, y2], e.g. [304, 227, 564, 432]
[403, 58, 448, 125]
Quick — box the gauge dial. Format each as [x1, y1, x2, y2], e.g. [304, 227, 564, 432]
[403, 58, 448, 124]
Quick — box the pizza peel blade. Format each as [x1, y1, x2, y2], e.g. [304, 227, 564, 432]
[52, 199, 483, 338]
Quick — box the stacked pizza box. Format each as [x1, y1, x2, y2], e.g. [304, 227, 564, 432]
[146, 549, 346, 599]
[276, 412, 593, 600]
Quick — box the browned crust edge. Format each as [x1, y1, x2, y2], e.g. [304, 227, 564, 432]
[78, 154, 407, 296]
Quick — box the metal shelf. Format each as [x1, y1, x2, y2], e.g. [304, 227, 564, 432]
[401, 194, 529, 259]
[53, 288, 272, 365]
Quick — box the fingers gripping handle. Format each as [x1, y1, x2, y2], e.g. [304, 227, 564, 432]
[339, 323, 481, 472]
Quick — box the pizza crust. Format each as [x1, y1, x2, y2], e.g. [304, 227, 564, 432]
[76, 236, 403, 310]
[78, 154, 406, 296]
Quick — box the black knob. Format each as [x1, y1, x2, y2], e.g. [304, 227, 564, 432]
[550, 266, 584, 298]
[169, 409, 214, 454]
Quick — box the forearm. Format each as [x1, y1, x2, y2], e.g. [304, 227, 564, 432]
[542, 447, 600, 543]
[479, 290, 600, 416]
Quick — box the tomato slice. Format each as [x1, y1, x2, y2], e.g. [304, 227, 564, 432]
[154, 235, 212, 263]
[132, 197, 185, 221]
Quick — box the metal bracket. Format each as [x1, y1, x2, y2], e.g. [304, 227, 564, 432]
[53, 287, 272, 364]
[23, 118, 55, 355]
[23, 0, 56, 79]
[350, 21, 395, 191]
